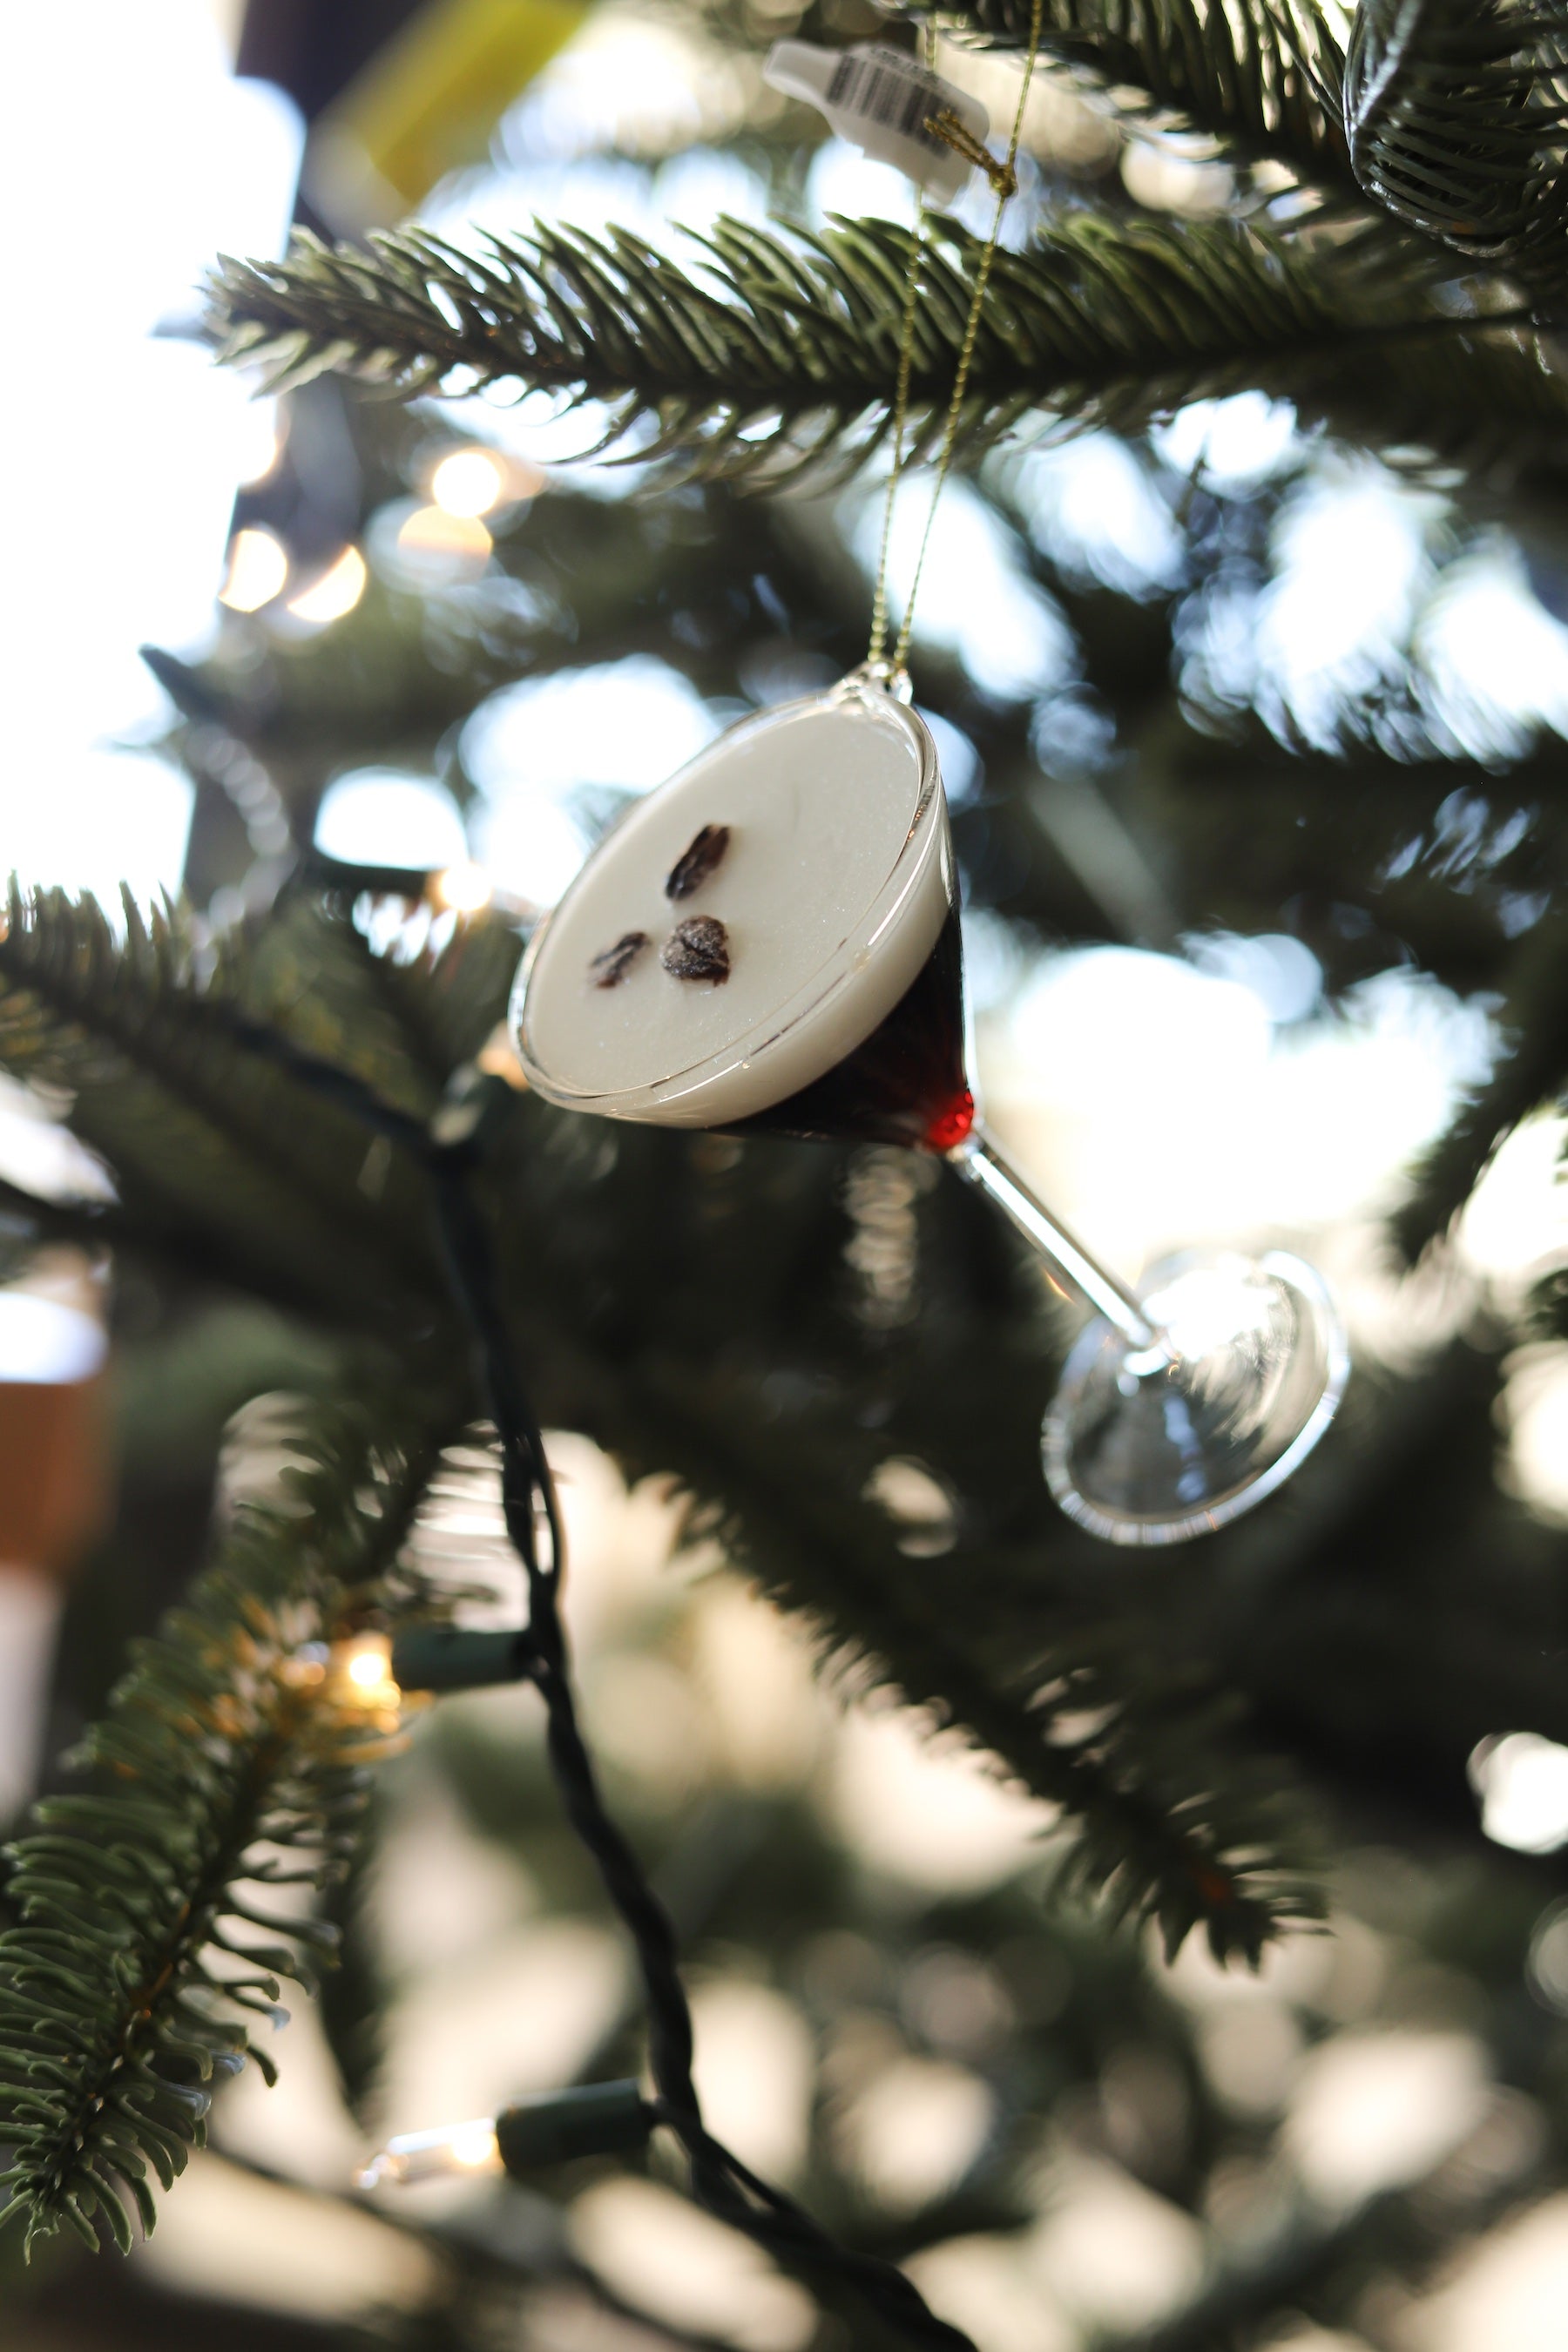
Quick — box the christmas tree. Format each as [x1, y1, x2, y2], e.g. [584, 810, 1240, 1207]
[7, 0, 1568, 2344]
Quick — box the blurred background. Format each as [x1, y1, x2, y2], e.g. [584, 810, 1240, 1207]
[6, 1, 1568, 2348]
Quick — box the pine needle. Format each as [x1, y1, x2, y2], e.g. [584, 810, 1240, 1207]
[1346, 0, 1568, 286]
[0, 1396, 456, 2255]
[891, 0, 1353, 195]
[205, 213, 1553, 490]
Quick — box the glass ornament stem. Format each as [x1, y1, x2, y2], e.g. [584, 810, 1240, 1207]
[946, 1125, 1164, 1352]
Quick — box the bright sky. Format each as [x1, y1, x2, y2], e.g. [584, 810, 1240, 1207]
[1, 3, 301, 909]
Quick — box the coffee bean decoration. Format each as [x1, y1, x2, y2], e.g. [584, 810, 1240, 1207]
[589, 931, 650, 988]
[661, 916, 731, 983]
[665, 824, 731, 901]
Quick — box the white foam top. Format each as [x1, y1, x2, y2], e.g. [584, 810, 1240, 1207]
[513, 685, 951, 1128]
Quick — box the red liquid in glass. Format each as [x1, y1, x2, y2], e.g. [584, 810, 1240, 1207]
[727, 906, 973, 1152]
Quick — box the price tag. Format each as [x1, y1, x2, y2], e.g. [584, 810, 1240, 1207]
[763, 40, 991, 205]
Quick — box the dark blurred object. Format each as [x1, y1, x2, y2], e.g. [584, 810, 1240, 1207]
[237, 0, 429, 138]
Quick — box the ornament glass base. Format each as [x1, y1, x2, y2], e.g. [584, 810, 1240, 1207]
[1042, 1248, 1348, 1545]
[511, 672, 1347, 1544]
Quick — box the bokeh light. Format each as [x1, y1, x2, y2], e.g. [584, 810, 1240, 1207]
[220, 525, 289, 612]
[429, 447, 510, 517]
[286, 543, 367, 624]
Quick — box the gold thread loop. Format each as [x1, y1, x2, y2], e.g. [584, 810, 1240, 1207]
[866, 21, 937, 673]
[865, 198, 927, 670]
[865, 0, 1044, 679]
[923, 108, 1017, 199]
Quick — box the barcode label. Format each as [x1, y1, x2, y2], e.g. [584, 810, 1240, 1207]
[827, 51, 946, 152]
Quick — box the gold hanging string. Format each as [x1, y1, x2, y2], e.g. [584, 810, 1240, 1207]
[924, 109, 1018, 200]
[865, 23, 936, 673]
[864, 0, 1044, 681]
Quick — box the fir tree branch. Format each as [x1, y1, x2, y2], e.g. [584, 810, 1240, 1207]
[1390, 907, 1568, 1262]
[1345, 0, 1568, 287]
[206, 215, 1552, 490]
[892, 0, 1355, 196]
[0, 1394, 459, 2257]
[0, 886, 506, 1333]
[483, 1119, 1327, 1965]
[930, 0, 1568, 297]
[585, 1344, 1325, 1963]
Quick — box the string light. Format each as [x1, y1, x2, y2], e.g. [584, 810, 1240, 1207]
[287, 1630, 403, 1717]
[356, 2084, 653, 2191]
[429, 862, 493, 915]
[355, 2117, 501, 2190]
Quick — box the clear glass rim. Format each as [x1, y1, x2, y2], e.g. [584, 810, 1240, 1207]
[1041, 1249, 1351, 1547]
[510, 675, 945, 1122]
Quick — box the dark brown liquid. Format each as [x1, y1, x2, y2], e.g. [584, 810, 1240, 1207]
[727, 906, 972, 1152]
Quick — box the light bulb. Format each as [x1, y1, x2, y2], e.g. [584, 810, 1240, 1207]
[332, 1631, 402, 1711]
[284, 1632, 402, 1712]
[355, 2117, 500, 2189]
[429, 862, 493, 915]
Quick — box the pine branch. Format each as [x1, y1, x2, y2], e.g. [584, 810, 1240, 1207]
[0, 1393, 458, 2257]
[0, 887, 506, 1332]
[1346, 0, 1568, 289]
[610, 1360, 1322, 1964]
[206, 215, 1552, 490]
[483, 1120, 1326, 1964]
[885, 0, 1355, 197]
[1390, 906, 1568, 1262]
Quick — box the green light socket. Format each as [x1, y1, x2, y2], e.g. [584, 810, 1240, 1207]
[389, 1626, 534, 1693]
[495, 2080, 653, 2173]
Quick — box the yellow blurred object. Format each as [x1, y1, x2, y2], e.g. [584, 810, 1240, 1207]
[309, 0, 590, 224]
[287, 544, 368, 625]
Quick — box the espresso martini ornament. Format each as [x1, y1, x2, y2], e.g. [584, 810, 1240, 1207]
[511, 20, 1348, 1543]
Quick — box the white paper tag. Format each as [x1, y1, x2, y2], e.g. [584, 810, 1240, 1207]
[763, 40, 991, 205]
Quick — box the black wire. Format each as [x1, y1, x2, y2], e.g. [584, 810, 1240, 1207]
[210, 1010, 978, 2352]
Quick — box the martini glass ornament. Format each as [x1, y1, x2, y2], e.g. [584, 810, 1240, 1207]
[510, 670, 1348, 1544]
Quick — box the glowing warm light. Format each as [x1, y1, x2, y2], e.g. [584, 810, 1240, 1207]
[396, 505, 492, 571]
[220, 527, 287, 612]
[1470, 1732, 1568, 1854]
[429, 862, 492, 915]
[321, 1632, 402, 1713]
[355, 2117, 500, 2190]
[430, 448, 509, 518]
[287, 544, 367, 625]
